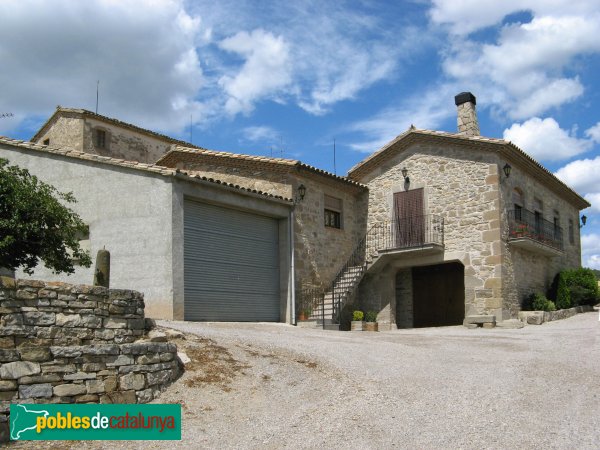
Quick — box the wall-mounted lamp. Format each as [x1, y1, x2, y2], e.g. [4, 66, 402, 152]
[580, 214, 587, 228]
[503, 163, 512, 178]
[401, 167, 410, 185]
[294, 184, 306, 204]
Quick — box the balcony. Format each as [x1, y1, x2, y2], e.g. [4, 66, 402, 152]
[508, 209, 563, 256]
[368, 215, 445, 255]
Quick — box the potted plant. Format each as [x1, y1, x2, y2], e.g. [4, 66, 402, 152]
[298, 308, 311, 321]
[514, 223, 529, 237]
[364, 311, 378, 331]
[351, 310, 364, 331]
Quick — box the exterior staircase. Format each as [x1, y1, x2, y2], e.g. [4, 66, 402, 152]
[296, 215, 444, 330]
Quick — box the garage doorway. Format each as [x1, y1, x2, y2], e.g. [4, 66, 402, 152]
[412, 262, 464, 327]
[183, 199, 280, 322]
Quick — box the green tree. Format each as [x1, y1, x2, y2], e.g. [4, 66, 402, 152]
[0, 158, 91, 274]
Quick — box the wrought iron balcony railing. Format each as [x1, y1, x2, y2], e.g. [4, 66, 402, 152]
[367, 215, 445, 252]
[508, 209, 563, 251]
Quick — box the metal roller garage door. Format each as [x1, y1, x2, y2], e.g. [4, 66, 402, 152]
[184, 199, 280, 321]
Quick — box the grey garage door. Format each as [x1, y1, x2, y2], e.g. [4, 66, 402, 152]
[184, 199, 280, 321]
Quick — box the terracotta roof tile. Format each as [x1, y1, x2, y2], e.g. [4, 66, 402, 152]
[159, 145, 367, 190]
[0, 136, 293, 203]
[348, 127, 590, 209]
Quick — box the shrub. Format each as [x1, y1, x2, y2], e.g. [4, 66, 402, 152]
[364, 311, 377, 322]
[525, 292, 556, 312]
[551, 272, 571, 310]
[562, 268, 599, 306]
[352, 310, 364, 321]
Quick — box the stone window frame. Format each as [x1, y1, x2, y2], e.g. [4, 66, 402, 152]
[324, 194, 343, 230]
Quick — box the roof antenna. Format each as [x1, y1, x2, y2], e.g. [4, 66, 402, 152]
[95, 80, 99, 114]
[280, 136, 284, 158]
[0, 113, 14, 118]
[190, 114, 193, 144]
[333, 138, 337, 175]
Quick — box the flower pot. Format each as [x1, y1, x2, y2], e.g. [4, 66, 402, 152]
[298, 312, 308, 321]
[351, 320, 364, 331]
[364, 321, 378, 332]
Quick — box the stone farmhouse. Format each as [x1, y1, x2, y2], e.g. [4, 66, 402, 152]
[0, 93, 590, 329]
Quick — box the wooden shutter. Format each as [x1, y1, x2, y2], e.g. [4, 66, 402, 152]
[393, 189, 425, 247]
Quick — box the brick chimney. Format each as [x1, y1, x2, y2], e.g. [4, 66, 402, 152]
[455, 92, 480, 136]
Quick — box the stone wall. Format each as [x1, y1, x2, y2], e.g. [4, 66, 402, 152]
[0, 278, 181, 441]
[34, 114, 84, 150]
[33, 113, 173, 164]
[293, 174, 368, 291]
[82, 117, 172, 164]
[499, 163, 583, 315]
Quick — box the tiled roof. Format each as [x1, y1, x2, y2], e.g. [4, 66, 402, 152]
[158, 145, 367, 190]
[0, 137, 293, 203]
[348, 128, 590, 210]
[31, 107, 205, 150]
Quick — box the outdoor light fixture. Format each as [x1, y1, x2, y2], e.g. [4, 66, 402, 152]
[401, 167, 410, 185]
[295, 184, 306, 204]
[580, 214, 587, 228]
[503, 163, 512, 178]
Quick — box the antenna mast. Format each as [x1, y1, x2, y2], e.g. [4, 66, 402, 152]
[95, 80, 99, 114]
[190, 114, 193, 144]
[333, 138, 337, 175]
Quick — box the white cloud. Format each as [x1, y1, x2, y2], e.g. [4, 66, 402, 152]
[347, 84, 458, 152]
[189, 0, 422, 116]
[218, 29, 292, 115]
[583, 193, 600, 213]
[0, 0, 206, 134]
[581, 233, 600, 269]
[503, 117, 592, 161]
[241, 126, 279, 144]
[585, 122, 600, 143]
[432, 1, 600, 120]
[554, 156, 600, 193]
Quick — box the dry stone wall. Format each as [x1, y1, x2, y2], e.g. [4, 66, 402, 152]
[0, 277, 181, 441]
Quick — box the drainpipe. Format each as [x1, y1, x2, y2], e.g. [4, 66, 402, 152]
[290, 208, 296, 324]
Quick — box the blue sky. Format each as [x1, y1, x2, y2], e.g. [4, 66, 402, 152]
[1, 0, 599, 268]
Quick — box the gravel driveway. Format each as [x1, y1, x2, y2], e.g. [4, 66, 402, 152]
[8, 312, 600, 449]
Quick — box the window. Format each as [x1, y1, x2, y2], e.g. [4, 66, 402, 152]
[553, 211, 560, 240]
[95, 129, 106, 148]
[512, 188, 524, 221]
[533, 198, 543, 234]
[568, 219, 574, 245]
[324, 194, 343, 229]
[43, 138, 50, 146]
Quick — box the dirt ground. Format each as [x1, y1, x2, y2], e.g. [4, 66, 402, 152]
[6, 311, 600, 449]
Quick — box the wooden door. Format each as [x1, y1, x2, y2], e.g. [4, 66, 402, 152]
[393, 189, 424, 247]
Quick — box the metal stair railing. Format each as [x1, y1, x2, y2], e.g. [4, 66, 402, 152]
[297, 215, 444, 329]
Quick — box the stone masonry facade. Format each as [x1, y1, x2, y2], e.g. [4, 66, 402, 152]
[356, 140, 504, 326]
[499, 163, 583, 317]
[0, 277, 181, 441]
